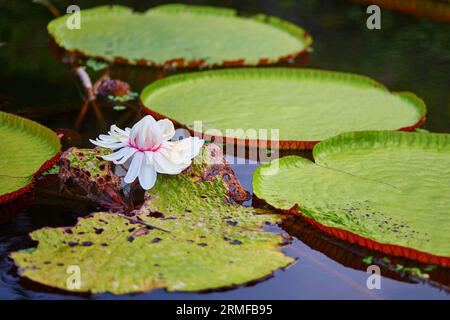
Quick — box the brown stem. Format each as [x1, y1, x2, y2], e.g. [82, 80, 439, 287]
[34, 0, 61, 17]
[73, 67, 107, 131]
[75, 67, 94, 100]
[74, 100, 90, 130]
[90, 100, 107, 131]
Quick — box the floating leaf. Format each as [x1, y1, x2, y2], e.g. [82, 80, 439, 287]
[41, 165, 60, 176]
[403, 267, 429, 278]
[12, 145, 292, 294]
[85, 58, 108, 71]
[362, 256, 374, 265]
[424, 265, 438, 272]
[0, 111, 61, 203]
[112, 105, 127, 111]
[393, 263, 430, 278]
[141, 68, 426, 149]
[47, 4, 312, 67]
[253, 131, 450, 266]
[107, 93, 137, 102]
[396, 264, 404, 271]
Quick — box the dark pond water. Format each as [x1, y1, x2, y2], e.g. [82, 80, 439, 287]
[1, 0, 450, 299]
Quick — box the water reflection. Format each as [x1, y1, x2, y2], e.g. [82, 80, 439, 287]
[283, 215, 450, 291]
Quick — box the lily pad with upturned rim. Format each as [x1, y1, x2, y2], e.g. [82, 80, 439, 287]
[141, 68, 426, 149]
[253, 131, 450, 266]
[48, 4, 312, 67]
[0, 112, 61, 204]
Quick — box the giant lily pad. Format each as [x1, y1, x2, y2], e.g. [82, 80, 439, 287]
[253, 131, 450, 266]
[0, 112, 61, 204]
[141, 68, 426, 149]
[48, 4, 312, 67]
[11, 145, 293, 294]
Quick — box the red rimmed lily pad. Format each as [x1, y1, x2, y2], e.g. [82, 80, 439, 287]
[141, 68, 426, 149]
[253, 131, 450, 266]
[0, 112, 61, 204]
[48, 4, 312, 68]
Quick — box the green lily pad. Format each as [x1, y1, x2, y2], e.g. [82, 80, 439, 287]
[48, 4, 311, 67]
[11, 145, 293, 294]
[141, 68, 426, 149]
[85, 58, 108, 72]
[253, 131, 450, 266]
[0, 111, 61, 204]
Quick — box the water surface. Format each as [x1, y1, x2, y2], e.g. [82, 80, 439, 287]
[0, 0, 449, 299]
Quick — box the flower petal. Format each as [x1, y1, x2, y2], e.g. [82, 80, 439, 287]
[138, 160, 157, 190]
[153, 151, 190, 174]
[98, 134, 117, 142]
[110, 124, 129, 137]
[102, 147, 137, 164]
[129, 119, 143, 147]
[144, 151, 154, 165]
[102, 148, 128, 161]
[89, 139, 126, 150]
[157, 119, 175, 141]
[90, 123, 131, 150]
[124, 152, 144, 184]
[138, 118, 153, 149]
[129, 115, 163, 150]
[164, 137, 204, 164]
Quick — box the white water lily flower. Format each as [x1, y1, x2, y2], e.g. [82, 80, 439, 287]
[90, 115, 204, 190]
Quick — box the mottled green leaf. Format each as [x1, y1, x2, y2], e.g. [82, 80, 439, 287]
[12, 145, 293, 294]
[58, 147, 124, 209]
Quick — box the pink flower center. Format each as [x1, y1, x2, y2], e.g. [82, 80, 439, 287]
[129, 137, 162, 153]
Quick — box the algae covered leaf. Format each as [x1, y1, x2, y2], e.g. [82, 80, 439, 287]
[0, 111, 61, 204]
[141, 68, 425, 149]
[58, 147, 124, 209]
[11, 145, 293, 294]
[48, 4, 311, 67]
[253, 131, 450, 266]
